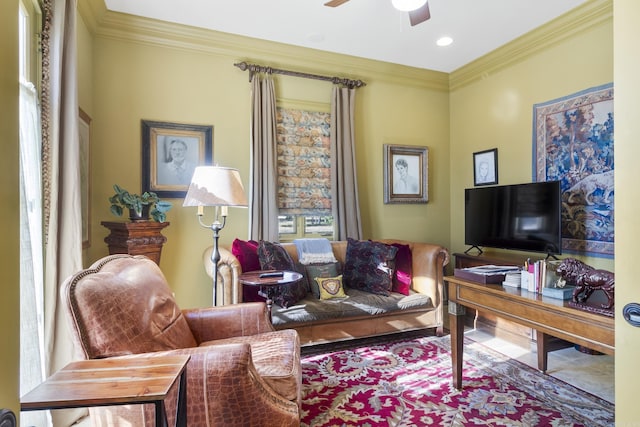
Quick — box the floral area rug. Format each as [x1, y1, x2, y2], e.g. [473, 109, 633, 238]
[300, 334, 614, 426]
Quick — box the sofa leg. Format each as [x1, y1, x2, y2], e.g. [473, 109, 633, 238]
[436, 325, 444, 337]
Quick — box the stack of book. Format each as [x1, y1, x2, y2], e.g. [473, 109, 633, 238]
[454, 265, 521, 284]
[520, 259, 574, 299]
[502, 271, 522, 288]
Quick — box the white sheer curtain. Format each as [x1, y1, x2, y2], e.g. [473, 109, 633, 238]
[40, 0, 84, 425]
[20, 80, 49, 427]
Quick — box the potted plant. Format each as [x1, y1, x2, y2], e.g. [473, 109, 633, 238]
[109, 184, 172, 222]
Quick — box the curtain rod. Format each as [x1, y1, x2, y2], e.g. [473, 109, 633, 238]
[234, 61, 366, 88]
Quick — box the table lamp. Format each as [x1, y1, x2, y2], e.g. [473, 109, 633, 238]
[183, 166, 248, 306]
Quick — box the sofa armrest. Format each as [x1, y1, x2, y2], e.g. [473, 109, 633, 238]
[203, 246, 243, 304]
[89, 344, 299, 427]
[183, 302, 275, 343]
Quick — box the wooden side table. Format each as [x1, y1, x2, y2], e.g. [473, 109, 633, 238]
[101, 221, 170, 265]
[21, 354, 190, 427]
[239, 270, 303, 316]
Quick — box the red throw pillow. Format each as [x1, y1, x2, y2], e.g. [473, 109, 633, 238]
[390, 243, 412, 295]
[231, 239, 261, 273]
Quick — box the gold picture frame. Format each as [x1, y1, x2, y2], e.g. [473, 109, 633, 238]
[383, 144, 428, 204]
[141, 120, 213, 198]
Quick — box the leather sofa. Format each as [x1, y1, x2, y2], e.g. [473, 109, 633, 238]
[61, 254, 301, 427]
[206, 239, 449, 345]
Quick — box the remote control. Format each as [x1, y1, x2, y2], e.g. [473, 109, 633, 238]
[260, 272, 284, 278]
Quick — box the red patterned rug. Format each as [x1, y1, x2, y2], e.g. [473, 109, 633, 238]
[300, 334, 614, 426]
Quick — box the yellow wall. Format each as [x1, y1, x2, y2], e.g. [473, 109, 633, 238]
[614, 0, 640, 422]
[83, 12, 451, 308]
[0, 0, 20, 415]
[449, 1, 614, 272]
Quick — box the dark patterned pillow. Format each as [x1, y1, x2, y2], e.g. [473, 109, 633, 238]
[343, 238, 398, 296]
[257, 240, 296, 271]
[305, 262, 342, 299]
[257, 241, 308, 308]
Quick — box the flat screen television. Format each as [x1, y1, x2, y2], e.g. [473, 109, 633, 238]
[464, 181, 562, 255]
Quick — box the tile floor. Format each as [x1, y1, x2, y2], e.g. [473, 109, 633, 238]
[464, 327, 614, 403]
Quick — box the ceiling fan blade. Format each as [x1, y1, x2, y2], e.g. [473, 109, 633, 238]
[408, 1, 430, 26]
[324, 0, 350, 6]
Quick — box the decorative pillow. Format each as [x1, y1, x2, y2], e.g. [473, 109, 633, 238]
[390, 243, 413, 295]
[305, 262, 342, 299]
[257, 241, 308, 308]
[258, 240, 296, 271]
[231, 238, 261, 272]
[343, 238, 398, 296]
[317, 275, 347, 300]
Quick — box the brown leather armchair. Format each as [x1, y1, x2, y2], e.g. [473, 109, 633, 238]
[61, 254, 301, 427]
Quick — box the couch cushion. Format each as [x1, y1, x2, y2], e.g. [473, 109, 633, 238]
[258, 241, 308, 308]
[232, 238, 261, 272]
[390, 242, 413, 295]
[343, 238, 398, 296]
[270, 288, 433, 326]
[304, 262, 342, 298]
[200, 329, 301, 403]
[317, 275, 347, 300]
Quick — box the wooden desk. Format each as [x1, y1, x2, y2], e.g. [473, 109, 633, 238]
[445, 275, 614, 389]
[21, 354, 190, 427]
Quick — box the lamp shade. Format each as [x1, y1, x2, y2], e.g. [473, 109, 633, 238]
[391, 0, 427, 12]
[183, 166, 248, 207]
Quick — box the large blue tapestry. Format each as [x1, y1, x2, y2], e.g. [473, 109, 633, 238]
[533, 83, 614, 257]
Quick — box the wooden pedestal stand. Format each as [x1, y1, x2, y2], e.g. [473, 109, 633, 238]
[101, 221, 169, 265]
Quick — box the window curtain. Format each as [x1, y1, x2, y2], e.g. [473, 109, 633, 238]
[19, 81, 49, 427]
[40, 0, 84, 425]
[330, 86, 362, 240]
[249, 72, 279, 241]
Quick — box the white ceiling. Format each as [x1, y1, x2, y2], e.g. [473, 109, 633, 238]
[103, 0, 589, 73]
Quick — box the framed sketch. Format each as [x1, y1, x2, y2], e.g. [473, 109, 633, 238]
[142, 120, 213, 198]
[79, 108, 91, 248]
[473, 148, 498, 186]
[383, 144, 428, 204]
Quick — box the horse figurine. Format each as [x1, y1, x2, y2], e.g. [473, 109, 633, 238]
[556, 258, 614, 310]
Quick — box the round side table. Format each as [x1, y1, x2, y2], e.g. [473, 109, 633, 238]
[238, 270, 303, 317]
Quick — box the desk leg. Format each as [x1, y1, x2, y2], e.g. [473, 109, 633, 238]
[175, 369, 188, 427]
[536, 330, 549, 373]
[155, 400, 168, 427]
[448, 302, 466, 389]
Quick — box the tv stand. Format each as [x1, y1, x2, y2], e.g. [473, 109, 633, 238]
[463, 245, 483, 255]
[454, 251, 543, 345]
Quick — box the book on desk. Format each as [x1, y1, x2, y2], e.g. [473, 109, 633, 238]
[453, 265, 521, 284]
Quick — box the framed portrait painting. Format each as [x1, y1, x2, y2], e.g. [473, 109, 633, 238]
[142, 120, 213, 198]
[383, 144, 428, 204]
[473, 148, 498, 186]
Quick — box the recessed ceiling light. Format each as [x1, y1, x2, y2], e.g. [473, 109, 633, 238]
[391, 0, 427, 12]
[436, 36, 453, 47]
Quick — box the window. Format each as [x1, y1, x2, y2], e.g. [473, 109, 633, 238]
[19, 1, 46, 426]
[278, 215, 334, 241]
[276, 106, 335, 241]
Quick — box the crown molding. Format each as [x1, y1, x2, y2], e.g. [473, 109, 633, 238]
[449, 0, 612, 91]
[81, 2, 449, 92]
